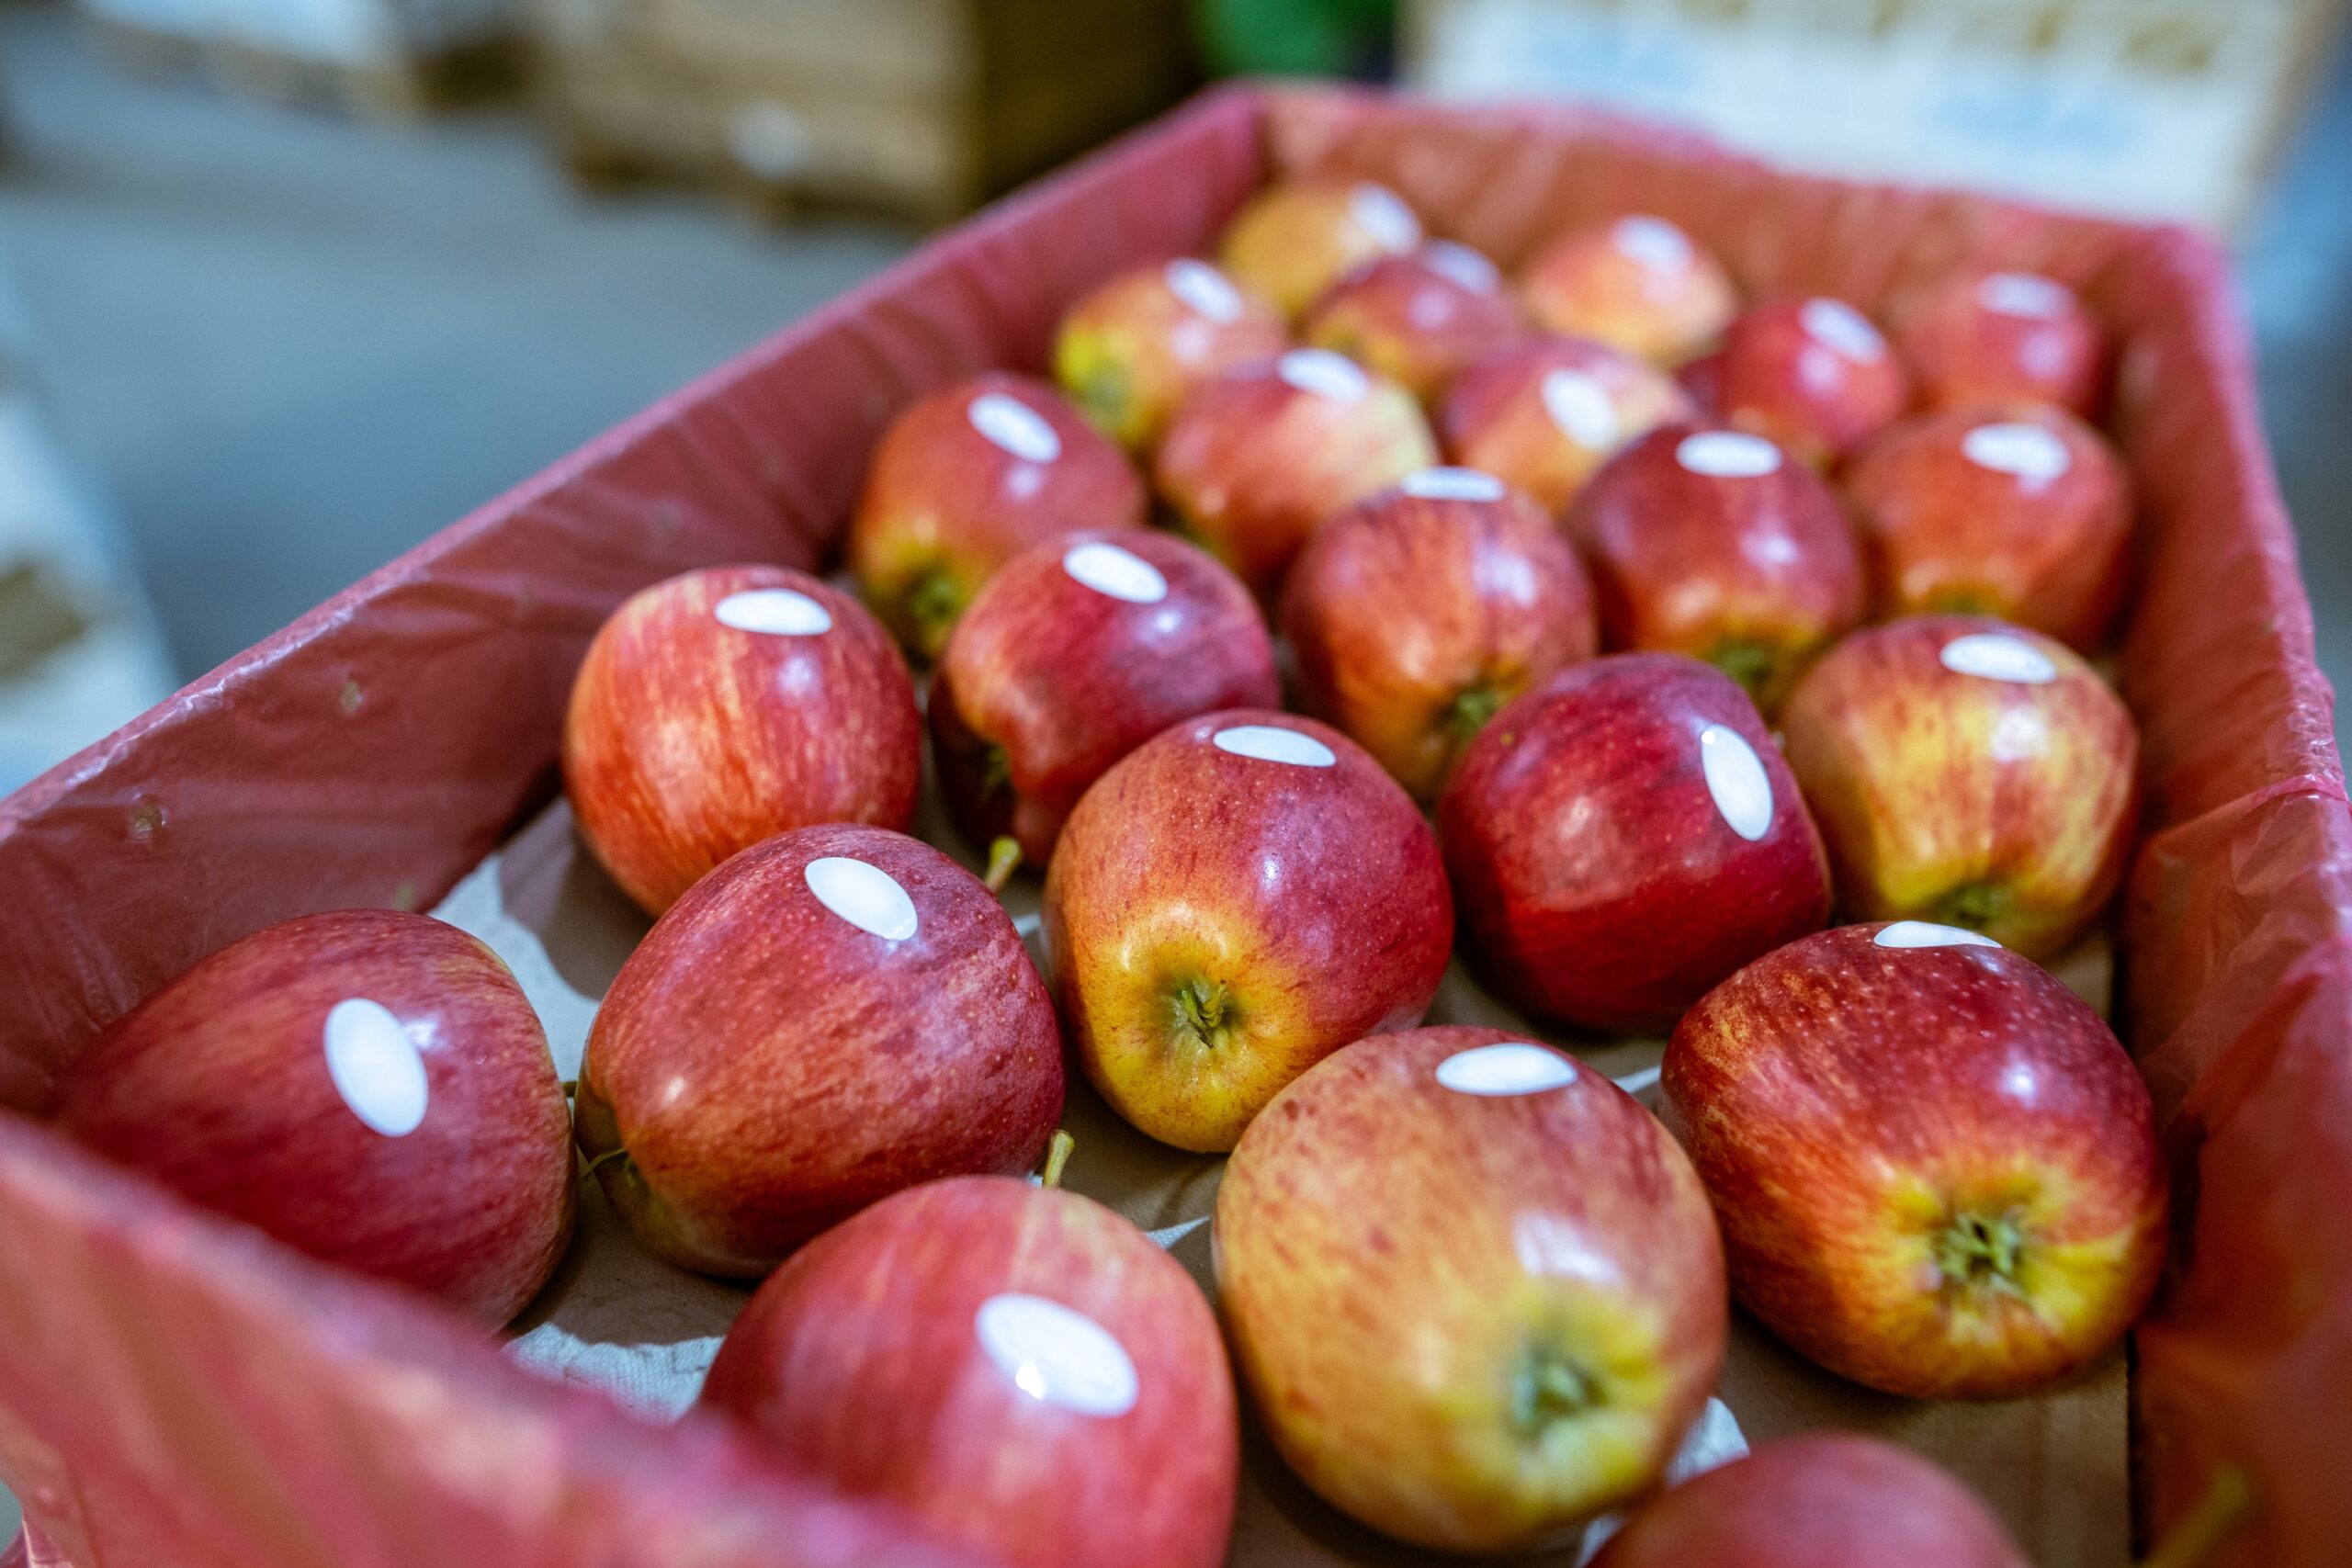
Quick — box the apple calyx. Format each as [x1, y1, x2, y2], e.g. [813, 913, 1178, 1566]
[1069, 362, 1130, 434]
[984, 836, 1023, 895]
[1934, 1209, 2029, 1300]
[903, 570, 964, 656]
[1169, 976, 1242, 1053]
[1039, 1129, 1076, 1190]
[1704, 637, 1780, 700]
[1510, 1349, 1601, 1439]
[1444, 682, 1509, 743]
[1934, 882, 2011, 936]
[2135, 1463, 2252, 1568]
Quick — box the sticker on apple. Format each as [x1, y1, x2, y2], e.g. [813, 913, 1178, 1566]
[1800, 299, 1887, 364]
[1542, 367, 1620, 451]
[1212, 725, 1336, 768]
[1062, 541, 1168, 604]
[1874, 920, 2001, 950]
[1164, 258, 1243, 323]
[715, 588, 833, 636]
[967, 392, 1063, 465]
[974, 1292, 1139, 1417]
[1939, 633, 2058, 685]
[1699, 724, 1774, 841]
[323, 998, 429, 1137]
[1676, 431, 1781, 479]
[1400, 467, 1506, 502]
[803, 857, 920, 942]
[1278, 348, 1369, 404]
[1962, 422, 2072, 484]
[1436, 1043, 1577, 1096]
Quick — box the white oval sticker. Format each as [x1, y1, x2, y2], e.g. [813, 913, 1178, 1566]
[1874, 921, 2002, 950]
[1962, 422, 2073, 484]
[1677, 430, 1781, 479]
[323, 998, 428, 1138]
[1349, 183, 1420, 254]
[1062, 541, 1168, 604]
[967, 392, 1062, 465]
[714, 588, 832, 636]
[1977, 272, 2071, 321]
[1277, 347, 1369, 403]
[1611, 215, 1693, 274]
[1163, 257, 1243, 323]
[1800, 299, 1887, 364]
[1939, 633, 2059, 685]
[1436, 1043, 1577, 1097]
[1699, 723, 1774, 841]
[1542, 367, 1621, 450]
[975, 1293, 1138, 1417]
[803, 857, 920, 942]
[1422, 239, 1499, 294]
[1212, 725, 1337, 768]
[1400, 466, 1506, 502]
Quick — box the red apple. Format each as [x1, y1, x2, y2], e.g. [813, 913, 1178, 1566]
[1301, 241, 1523, 403]
[1844, 406, 2133, 650]
[563, 564, 920, 915]
[1041, 709, 1451, 1151]
[1439, 334, 1697, 515]
[1662, 920, 2166, 1399]
[1589, 1434, 2030, 1568]
[1438, 653, 1830, 1033]
[1281, 467, 1596, 802]
[52, 909, 572, 1326]
[574, 823, 1061, 1276]
[1893, 268, 2107, 417]
[848, 372, 1147, 656]
[1715, 298, 1910, 466]
[930, 530, 1279, 870]
[1780, 615, 2138, 957]
[700, 1171, 1237, 1568]
[1566, 423, 1863, 710]
[1052, 257, 1289, 453]
[1216, 1026, 1726, 1552]
[1518, 214, 1739, 366]
[1153, 348, 1437, 597]
[1216, 176, 1423, 320]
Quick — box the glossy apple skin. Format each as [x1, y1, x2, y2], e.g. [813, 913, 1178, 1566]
[1663, 922, 2166, 1399]
[848, 372, 1147, 657]
[575, 824, 1062, 1276]
[1217, 1026, 1727, 1553]
[1439, 335, 1696, 515]
[52, 910, 573, 1326]
[1589, 1434, 2030, 1568]
[1519, 215, 1739, 366]
[1042, 709, 1451, 1152]
[1567, 423, 1863, 710]
[1281, 477, 1597, 802]
[1053, 258, 1289, 453]
[701, 1175, 1236, 1568]
[1216, 177, 1423, 320]
[563, 564, 920, 915]
[1439, 654, 1830, 1033]
[1715, 298, 1911, 466]
[1780, 615, 2138, 957]
[1153, 353, 1438, 597]
[1302, 243, 1523, 403]
[1894, 268, 2106, 417]
[1845, 406, 2133, 650]
[931, 529, 1279, 866]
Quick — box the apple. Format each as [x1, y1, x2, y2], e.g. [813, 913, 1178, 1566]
[574, 823, 1062, 1276]
[1893, 268, 2106, 417]
[1589, 1434, 2030, 1568]
[930, 529, 1279, 873]
[1662, 920, 2166, 1399]
[1714, 297, 1910, 466]
[51, 909, 572, 1326]
[1281, 467, 1596, 802]
[699, 1168, 1237, 1568]
[1041, 709, 1451, 1152]
[847, 372, 1147, 657]
[1052, 257, 1289, 453]
[1518, 214, 1739, 366]
[1153, 348, 1437, 597]
[1216, 176, 1423, 320]
[563, 564, 921, 915]
[1439, 334, 1696, 515]
[1438, 653, 1831, 1033]
[1844, 406, 2133, 651]
[1300, 241, 1523, 403]
[1216, 1025, 1726, 1552]
[1779, 615, 2138, 957]
[1566, 424, 1863, 710]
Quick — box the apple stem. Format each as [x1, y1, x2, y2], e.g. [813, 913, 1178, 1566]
[1040, 1130, 1076, 1190]
[560, 1079, 577, 1099]
[579, 1147, 630, 1180]
[984, 836, 1022, 894]
[2135, 1464, 2252, 1568]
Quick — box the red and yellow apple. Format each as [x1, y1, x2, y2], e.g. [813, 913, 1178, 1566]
[1519, 214, 1738, 366]
[1893, 268, 2107, 418]
[1041, 710, 1451, 1152]
[563, 564, 920, 915]
[1281, 468, 1596, 802]
[1780, 615, 2138, 956]
[1662, 920, 2166, 1399]
[1301, 241, 1523, 403]
[1053, 257, 1288, 453]
[53, 909, 572, 1326]
[1714, 297, 1911, 466]
[1216, 1026, 1726, 1552]
[930, 530, 1278, 870]
[1439, 334, 1696, 515]
[1216, 176, 1423, 320]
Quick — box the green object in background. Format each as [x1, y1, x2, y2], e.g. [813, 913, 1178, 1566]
[1193, 0, 1396, 78]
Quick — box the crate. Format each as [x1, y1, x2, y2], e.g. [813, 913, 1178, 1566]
[0, 82, 2346, 1568]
